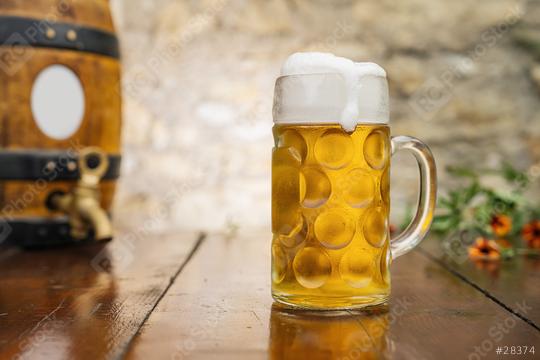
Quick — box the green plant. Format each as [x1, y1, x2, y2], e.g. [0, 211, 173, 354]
[433, 162, 540, 260]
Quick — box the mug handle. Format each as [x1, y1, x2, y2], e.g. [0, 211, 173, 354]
[389, 136, 437, 259]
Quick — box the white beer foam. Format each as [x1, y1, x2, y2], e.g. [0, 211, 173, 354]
[273, 52, 389, 131]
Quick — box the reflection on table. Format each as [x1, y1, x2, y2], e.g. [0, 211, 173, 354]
[270, 303, 390, 359]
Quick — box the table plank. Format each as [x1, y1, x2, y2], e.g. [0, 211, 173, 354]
[0, 232, 204, 360]
[125, 233, 540, 360]
[420, 240, 540, 330]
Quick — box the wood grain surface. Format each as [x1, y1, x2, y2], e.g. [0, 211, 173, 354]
[421, 240, 540, 330]
[0, 232, 203, 360]
[0, 232, 539, 359]
[125, 234, 540, 360]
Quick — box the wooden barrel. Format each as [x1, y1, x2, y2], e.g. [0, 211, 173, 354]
[0, 0, 121, 247]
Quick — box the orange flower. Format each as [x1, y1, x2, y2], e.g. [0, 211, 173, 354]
[490, 214, 512, 237]
[468, 237, 501, 261]
[522, 220, 540, 249]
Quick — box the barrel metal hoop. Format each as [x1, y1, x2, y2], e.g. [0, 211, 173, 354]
[0, 217, 110, 248]
[0, 150, 121, 181]
[0, 16, 120, 59]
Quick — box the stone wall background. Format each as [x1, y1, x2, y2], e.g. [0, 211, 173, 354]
[110, 0, 540, 234]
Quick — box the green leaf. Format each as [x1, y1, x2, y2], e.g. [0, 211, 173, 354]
[500, 162, 529, 188]
[500, 247, 515, 259]
[446, 165, 479, 179]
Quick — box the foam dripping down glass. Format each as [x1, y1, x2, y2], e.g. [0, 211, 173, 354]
[271, 52, 437, 310]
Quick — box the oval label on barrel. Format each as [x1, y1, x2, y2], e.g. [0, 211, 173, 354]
[31, 65, 85, 140]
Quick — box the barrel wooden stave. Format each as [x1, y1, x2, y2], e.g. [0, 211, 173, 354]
[0, 0, 121, 232]
[0, 48, 121, 153]
[0, 0, 114, 33]
[2, 181, 116, 219]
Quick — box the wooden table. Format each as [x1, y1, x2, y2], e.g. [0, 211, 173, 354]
[0, 232, 539, 359]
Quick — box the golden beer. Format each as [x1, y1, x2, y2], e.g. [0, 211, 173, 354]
[271, 52, 437, 310]
[272, 123, 392, 309]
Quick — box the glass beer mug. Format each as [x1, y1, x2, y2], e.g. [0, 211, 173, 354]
[271, 53, 437, 309]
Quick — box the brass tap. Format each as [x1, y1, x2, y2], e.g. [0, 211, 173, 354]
[49, 147, 113, 242]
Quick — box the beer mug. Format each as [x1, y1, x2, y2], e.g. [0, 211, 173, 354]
[271, 53, 437, 309]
